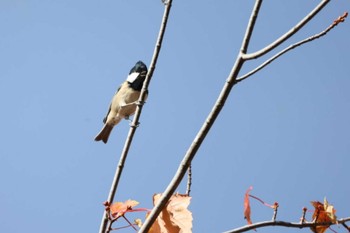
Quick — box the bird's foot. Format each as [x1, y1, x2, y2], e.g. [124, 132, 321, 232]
[120, 101, 137, 108]
[129, 121, 140, 128]
[120, 100, 146, 108]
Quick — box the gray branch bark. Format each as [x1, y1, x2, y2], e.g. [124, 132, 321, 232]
[223, 217, 350, 233]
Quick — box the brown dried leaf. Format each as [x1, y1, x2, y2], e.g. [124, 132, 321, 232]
[323, 197, 337, 223]
[310, 198, 337, 233]
[149, 193, 192, 233]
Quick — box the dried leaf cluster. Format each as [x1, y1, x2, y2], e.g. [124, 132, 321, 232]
[310, 198, 337, 233]
[243, 187, 341, 233]
[104, 194, 193, 232]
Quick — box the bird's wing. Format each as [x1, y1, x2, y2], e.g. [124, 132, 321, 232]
[102, 105, 111, 124]
[102, 85, 122, 124]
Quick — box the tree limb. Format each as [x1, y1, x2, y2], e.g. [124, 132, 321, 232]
[139, 0, 336, 232]
[138, 0, 263, 232]
[223, 217, 350, 233]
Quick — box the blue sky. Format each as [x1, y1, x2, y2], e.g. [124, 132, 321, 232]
[1, 1, 349, 233]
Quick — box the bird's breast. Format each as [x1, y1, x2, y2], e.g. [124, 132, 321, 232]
[114, 83, 147, 117]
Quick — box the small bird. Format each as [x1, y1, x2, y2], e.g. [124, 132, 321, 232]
[94, 61, 148, 143]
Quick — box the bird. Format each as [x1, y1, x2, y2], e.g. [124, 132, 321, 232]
[94, 61, 148, 144]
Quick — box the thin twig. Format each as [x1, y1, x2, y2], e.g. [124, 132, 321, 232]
[110, 216, 138, 231]
[237, 11, 348, 82]
[110, 224, 136, 231]
[242, 0, 330, 60]
[342, 222, 350, 232]
[272, 203, 279, 221]
[122, 216, 138, 231]
[300, 207, 307, 224]
[186, 164, 192, 196]
[98, 1, 173, 233]
[223, 217, 350, 233]
[241, 0, 263, 54]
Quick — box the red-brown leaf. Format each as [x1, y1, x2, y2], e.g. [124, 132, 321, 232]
[310, 198, 337, 233]
[244, 186, 253, 225]
[110, 199, 139, 219]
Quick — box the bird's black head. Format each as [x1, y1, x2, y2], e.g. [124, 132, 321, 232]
[127, 61, 148, 91]
[130, 60, 148, 75]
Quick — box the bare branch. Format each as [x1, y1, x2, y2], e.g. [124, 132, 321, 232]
[137, 2, 341, 233]
[242, 0, 330, 60]
[223, 217, 350, 233]
[98, 1, 173, 233]
[186, 164, 192, 196]
[241, 0, 263, 54]
[236, 11, 348, 82]
[138, 1, 264, 232]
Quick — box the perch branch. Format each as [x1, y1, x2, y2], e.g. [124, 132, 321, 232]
[98, 1, 173, 233]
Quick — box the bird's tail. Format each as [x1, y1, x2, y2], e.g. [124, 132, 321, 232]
[94, 124, 114, 144]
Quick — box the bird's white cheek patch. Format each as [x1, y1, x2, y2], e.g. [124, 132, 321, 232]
[126, 72, 139, 83]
